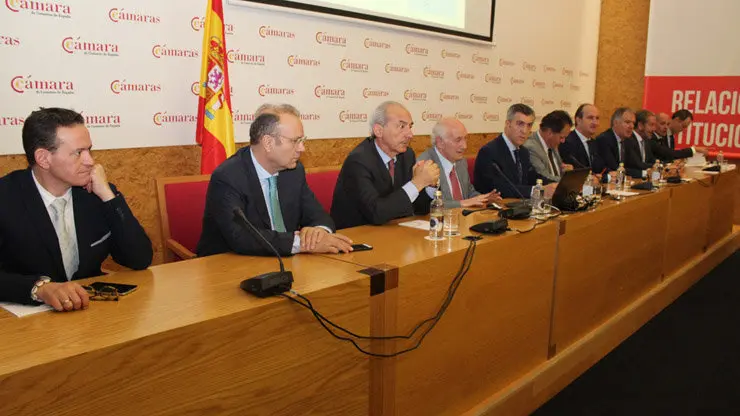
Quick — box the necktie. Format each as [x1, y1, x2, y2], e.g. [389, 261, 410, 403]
[513, 149, 523, 183]
[619, 140, 625, 162]
[668, 135, 674, 149]
[50, 198, 78, 280]
[547, 148, 559, 176]
[449, 168, 463, 200]
[639, 140, 646, 162]
[267, 176, 286, 232]
[387, 159, 395, 184]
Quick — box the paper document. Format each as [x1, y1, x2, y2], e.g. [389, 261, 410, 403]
[0, 302, 53, 318]
[606, 190, 640, 197]
[398, 219, 430, 231]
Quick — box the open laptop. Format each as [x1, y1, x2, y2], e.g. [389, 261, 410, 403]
[551, 168, 591, 211]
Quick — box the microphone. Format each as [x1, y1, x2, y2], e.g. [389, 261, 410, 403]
[567, 154, 588, 170]
[491, 162, 532, 219]
[232, 208, 294, 298]
[461, 203, 501, 217]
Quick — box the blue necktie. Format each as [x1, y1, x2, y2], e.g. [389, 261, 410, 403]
[513, 149, 523, 183]
[267, 176, 286, 232]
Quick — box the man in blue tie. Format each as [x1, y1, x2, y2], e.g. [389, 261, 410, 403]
[197, 104, 352, 257]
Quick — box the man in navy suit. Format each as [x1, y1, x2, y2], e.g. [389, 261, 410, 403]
[0, 108, 152, 309]
[593, 107, 646, 178]
[474, 103, 557, 199]
[559, 103, 601, 171]
[198, 105, 352, 257]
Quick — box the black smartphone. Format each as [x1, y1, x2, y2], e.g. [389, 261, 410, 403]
[88, 282, 138, 296]
[351, 243, 373, 252]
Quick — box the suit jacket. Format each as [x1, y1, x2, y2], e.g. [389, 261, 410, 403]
[623, 134, 655, 172]
[197, 147, 334, 257]
[559, 130, 592, 170]
[473, 135, 553, 198]
[523, 131, 563, 182]
[653, 133, 693, 161]
[594, 129, 644, 178]
[417, 147, 478, 208]
[0, 169, 152, 305]
[330, 137, 431, 229]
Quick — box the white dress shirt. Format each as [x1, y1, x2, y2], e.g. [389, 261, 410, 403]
[32, 171, 78, 279]
[537, 131, 559, 176]
[374, 141, 420, 202]
[574, 129, 591, 160]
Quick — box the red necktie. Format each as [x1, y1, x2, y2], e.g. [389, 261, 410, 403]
[388, 159, 395, 184]
[449, 168, 463, 200]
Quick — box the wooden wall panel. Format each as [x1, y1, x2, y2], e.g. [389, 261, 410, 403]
[0, 133, 494, 265]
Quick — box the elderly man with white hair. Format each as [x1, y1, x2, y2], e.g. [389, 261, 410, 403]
[418, 118, 502, 208]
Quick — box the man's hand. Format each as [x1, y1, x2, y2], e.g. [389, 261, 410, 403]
[543, 183, 558, 199]
[561, 163, 574, 172]
[36, 281, 89, 312]
[484, 190, 503, 204]
[460, 194, 488, 208]
[411, 160, 440, 190]
[694, 146, 709, 155]
[299, 227, 329, 251]
[306, 233, 354, 254]
[85, 164, 115, 202]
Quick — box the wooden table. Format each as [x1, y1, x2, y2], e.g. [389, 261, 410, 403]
[1, 172, 737, 416]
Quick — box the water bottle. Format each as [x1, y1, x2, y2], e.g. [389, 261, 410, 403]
[616, 163, 626, 191]
[582, 172, 594, 197]
[651, 160, 661, 188]
[717, 150, 724, 168]
[429, 190, 445, 240]
[531, 179, 545, 215]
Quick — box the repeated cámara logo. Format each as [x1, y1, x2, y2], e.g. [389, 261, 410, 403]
[338, 110, 367, 123]
[510, 77, 524, 85]
[423, 66, 445, 79]
[456, 71, 475, 80]
[570, 84, 581, 91]
[152, 44, 198, 59]
[364, 38, 390, 49]
[258, 84, 295, 97]
[384, 63, 409, 74]
[258, 26, 295, 39]
[315, 31, 346, 47]
[110, 79, 161, 94]
[532, 79, 546, 89]
[62, 36, 119, 56]
[153, 112, 196, 126]
[405, 43, 428, 56]
[562, 67, 574, 77]
[560, 100, 572, 108]
[5, 0, 72, 18]
[541, 98, 555, 106]
[499, 58, 515, 67]
[521, 96, 535, 106]
[469, 94, 488, 104]
[108, 8, 159, 23]
[315, 85, 346, 99]
[421, 111, 443, 122]
[361, 88, 389, 99]
[455, 112, 473, 120]
[227, 50, 265, 66]
[472, 52, 490, 65]
[232, 110, 256, 125]
[522, 61, 537, 72]
[439, 92, 459, 102]
[1, 35, 20, 46]
[543, 65, 557, 73]
[441, 49, 460, 59]
[80, 111, 121, 128]
[288, 54, 320, 67]
[0, 115, 25, 126]
[482, 112, 499, 122]
[497, 96, 512, 104]
[300, 113, 321, 122]
[552, 81, 564, 89]
[484, 73, 502, 84]
[340, 59, 369, 73]
[403, 89, 427, 101]
[10, 75, 74, 94]
[191, 16, 233, 34]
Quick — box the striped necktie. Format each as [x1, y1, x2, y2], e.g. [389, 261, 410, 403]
[267, 176, 286, 232]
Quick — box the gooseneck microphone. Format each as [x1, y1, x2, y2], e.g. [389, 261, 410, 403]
[232, 208, 294, 297]
[567, 154, 588, 169]
[491, 162, 532, 220]
[462, 203, 500, 216]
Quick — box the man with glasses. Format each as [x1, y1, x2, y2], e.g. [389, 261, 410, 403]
[197, 104, 353, 257]
[331, 101, 440, 229]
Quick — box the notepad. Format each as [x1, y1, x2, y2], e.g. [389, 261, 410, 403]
[398, 220, 430, 231]
[0, 302, 53, 318]
[606, 190, 640, 197]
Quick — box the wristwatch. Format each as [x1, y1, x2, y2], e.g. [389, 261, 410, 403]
[30, 276, 52, 302]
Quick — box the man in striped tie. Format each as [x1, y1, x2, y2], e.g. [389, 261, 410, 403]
[417, 118, 502, 208]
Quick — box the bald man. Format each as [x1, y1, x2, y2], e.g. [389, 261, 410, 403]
[418, 118, 502, 208]
[653, 110, 708, 162]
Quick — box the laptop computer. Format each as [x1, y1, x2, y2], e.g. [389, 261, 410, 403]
[552, 168, 591, 211]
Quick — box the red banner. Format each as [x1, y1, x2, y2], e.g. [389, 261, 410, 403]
[643, 75, 740, 158]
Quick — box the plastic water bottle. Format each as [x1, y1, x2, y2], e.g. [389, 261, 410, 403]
[582, 172, 594, 197]
[651, 160, 661, 188]
[531, 179, 545, 215]
[429, 190, 445, 240]
[717, 150, 724, 168]
[616, 163, 626, 191]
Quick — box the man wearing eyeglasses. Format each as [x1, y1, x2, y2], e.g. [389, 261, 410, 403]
[197, 104, 353, 257]
[331, 101, 440, 229]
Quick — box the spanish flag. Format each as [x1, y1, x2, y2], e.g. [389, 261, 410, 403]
[196, 0, 235, 174]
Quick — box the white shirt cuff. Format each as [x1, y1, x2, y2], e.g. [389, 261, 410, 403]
[292, 226, 333, 254]
[403, 181, 420, 202]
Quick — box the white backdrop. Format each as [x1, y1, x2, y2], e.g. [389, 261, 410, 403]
[0, 0, 600, 155]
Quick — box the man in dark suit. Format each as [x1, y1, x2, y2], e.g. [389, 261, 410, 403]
[0, 108, 152, 309]
[474, 103, 557, 199]
[559, 103, 601, 171]
[659, 110, 708, 160]
[593, 107, 646, 178]
[197, 106, 352, 257]
[331, 101, 439, 229]
[627, 110, 659, 171]
[417, 118, 501, 208]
